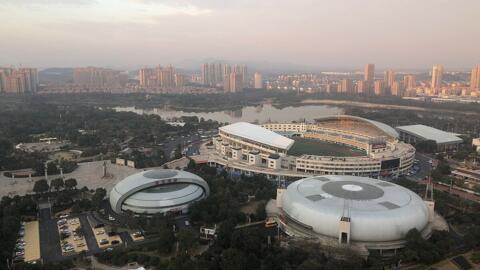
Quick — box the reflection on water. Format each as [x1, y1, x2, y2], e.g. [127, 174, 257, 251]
[113, 104, 343, 123]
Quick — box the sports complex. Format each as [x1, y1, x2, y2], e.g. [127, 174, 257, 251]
[206, 115, 416, 180]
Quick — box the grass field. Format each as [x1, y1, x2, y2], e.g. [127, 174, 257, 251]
[287, 138, 366, 157]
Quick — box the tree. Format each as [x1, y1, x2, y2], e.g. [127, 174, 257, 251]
[174, 143, 182, 159]
[157, 226, 175, 253]
[92, 188, 107, 209]
[176, 229, 196, 254]
[65, 178, 78, 189]
[50, 178, 65, 191]
[33, 179, 49, 193]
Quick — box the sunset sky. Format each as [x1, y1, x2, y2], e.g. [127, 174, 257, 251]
[1, 0, 479, 70]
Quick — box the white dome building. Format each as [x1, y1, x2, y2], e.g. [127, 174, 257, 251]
[109, 169, 209, 215]
[278, 175, 433, 250]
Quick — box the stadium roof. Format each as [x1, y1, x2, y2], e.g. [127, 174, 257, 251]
[395, 124, 463, 144]
[220, 122, 295, 150]
[315, 115, 399, 138]
[281, 175, 429, 242]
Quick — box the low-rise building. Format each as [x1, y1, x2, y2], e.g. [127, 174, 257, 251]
[396, 124, 463, 152]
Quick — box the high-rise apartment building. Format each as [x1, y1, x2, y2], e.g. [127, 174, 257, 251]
[470, 64, 480, 90]
[356, 80, 367, 94]
[364, 64, 375, 92]
[391, 81, 403, 96]
[403, 75, 416, 90]
[374, 80, 384, 96]
[254, 72, 263, 89]
[0, 67, 38, 93]
[139, 65, 183, 88]
[431, 64, 444, 90]
[174, 74, 186, 88]
[384, 70, 395, 87]
[229, 72, 243, 92]
[201, 63, 210, 86]
[74, 67, 127, 87]
[364, 64, 375, 83]
[340, 79, 353, 93]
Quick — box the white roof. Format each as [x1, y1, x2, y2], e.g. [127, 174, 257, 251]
[396, 124, 463, 144]
[282, 176, 429, 242]
[220, 122, 294, 150]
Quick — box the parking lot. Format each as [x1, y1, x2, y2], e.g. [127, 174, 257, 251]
[14, 221, 41, 264]
[56, 217, 88, 255]
[91, 224, 122, 249]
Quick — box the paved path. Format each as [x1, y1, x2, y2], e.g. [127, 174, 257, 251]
[0, 161, 138, 197]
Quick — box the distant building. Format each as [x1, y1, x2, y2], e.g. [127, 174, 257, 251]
[431, 64, 444, 91]
[364, 64, 375, 82]
[396, 124, 463, 152]
[470, 64, 480, 90]
[229, 72, 244, 92]
[403, 75, 416, 90]
[356, 80, 367, 94]
[384, 70, 395, 88]
[391, 81, 403, 96]
[74, 67, 127, 88]
[340, 79, 353, 93]
[0, 67, 38, 93]
[254, 72, 263, 89]
[174, 74, 186, 88]
[374, 80, 384, 96]
[138, 65, 183, 88]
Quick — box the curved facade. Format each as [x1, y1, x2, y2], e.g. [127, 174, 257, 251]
[208, 115, 415, 179]
[280, 175, 430, 247]
[109, 169, 209, 215]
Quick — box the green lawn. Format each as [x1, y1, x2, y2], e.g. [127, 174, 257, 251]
[287, 138, 366, 157]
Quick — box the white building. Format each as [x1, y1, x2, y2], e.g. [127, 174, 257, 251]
[109, 169, 209, 215]
[208, 116, 415, 179]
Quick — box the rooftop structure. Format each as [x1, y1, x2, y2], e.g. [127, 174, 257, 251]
[275, 175, 434, 250]
[396, 124, 463, 151]
[109, 169, 209, 215]
[219, 122, 295, 151]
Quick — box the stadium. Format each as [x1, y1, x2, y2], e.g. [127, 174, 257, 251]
[109, 169, 210, 216]
[207, 115, 415, 179]
[270, 175, 435, 252]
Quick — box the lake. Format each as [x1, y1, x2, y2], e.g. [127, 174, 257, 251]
[113, 104, 344, 123]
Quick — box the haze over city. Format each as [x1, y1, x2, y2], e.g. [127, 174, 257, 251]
[1, 0, 479, 70]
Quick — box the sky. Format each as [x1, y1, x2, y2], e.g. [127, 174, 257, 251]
[0, 0, 479, 71]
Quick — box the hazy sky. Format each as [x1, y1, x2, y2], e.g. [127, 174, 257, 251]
[0, 0, 479, 70]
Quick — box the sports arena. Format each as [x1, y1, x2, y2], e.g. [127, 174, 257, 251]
[207, 115, 415, 179]
[109, 169, 209, 216]
[269, 175, 435, 252]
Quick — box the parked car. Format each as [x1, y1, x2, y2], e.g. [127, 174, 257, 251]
[99, 239, 109, 245]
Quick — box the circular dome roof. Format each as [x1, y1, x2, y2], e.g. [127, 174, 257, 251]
[282, 175, 429, 242]
[109, 169, 209, 215]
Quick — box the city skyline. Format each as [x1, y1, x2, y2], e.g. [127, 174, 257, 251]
[0, 0, 479, 69]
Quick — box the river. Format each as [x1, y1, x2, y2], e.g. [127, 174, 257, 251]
[113, 104, 343, 123]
